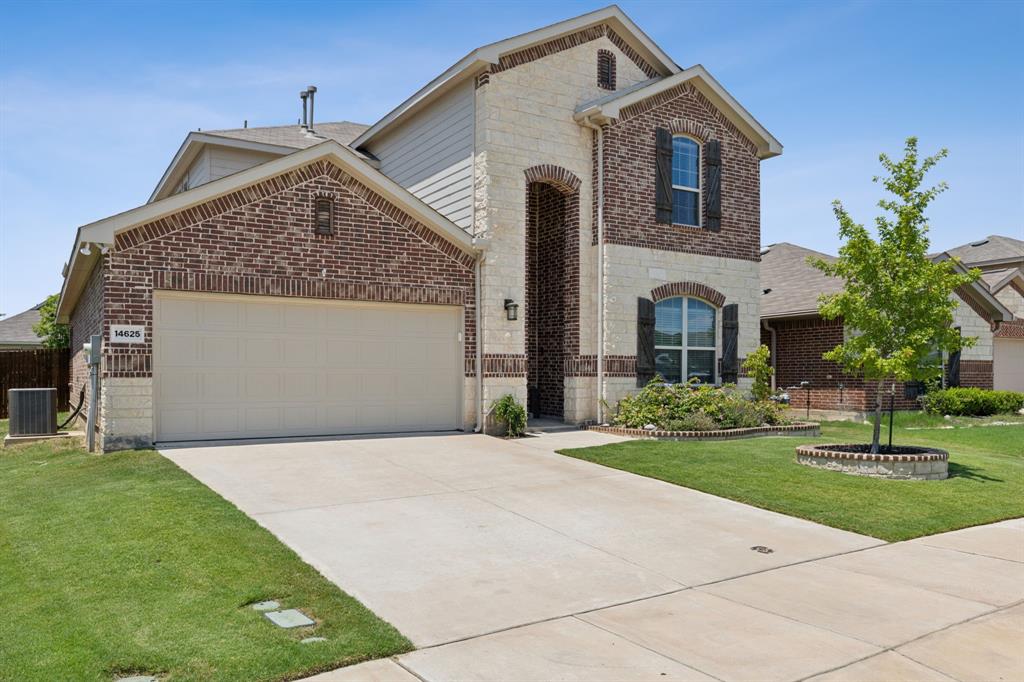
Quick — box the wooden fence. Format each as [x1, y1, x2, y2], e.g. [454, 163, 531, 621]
[0, 348, 70, 419]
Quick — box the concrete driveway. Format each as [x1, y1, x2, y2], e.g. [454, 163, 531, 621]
[162, 432, 1024, 681]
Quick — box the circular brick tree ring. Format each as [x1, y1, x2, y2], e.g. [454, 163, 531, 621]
[796, 444, 949, 480]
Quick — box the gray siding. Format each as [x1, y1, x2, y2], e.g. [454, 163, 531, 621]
[367, 80, 475, 229]
[177, 146, 279, 194]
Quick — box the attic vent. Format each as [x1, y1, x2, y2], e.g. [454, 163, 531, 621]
[970, 239, 989, 247]
[597, 49, 616, 90]
[314, 197, 334, 235]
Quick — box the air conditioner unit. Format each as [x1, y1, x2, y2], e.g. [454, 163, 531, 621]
[8, 388, 58, 437]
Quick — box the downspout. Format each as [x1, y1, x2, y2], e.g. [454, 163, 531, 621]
[579, 117, 605, 423]
[762, 319, 777, 391]
[472, 241, 487, 433]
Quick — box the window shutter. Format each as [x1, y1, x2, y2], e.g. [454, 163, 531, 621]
[720, 303, 739, 384]
[948, 327, 961, 387]
[655, 128, 673, 224]
[636, 297, 656, 387]
[314, 198, 334, 235]
[706, 139, 722, 232]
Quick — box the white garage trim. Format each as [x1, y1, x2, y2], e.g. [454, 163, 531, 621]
[153, 291, 464, 442]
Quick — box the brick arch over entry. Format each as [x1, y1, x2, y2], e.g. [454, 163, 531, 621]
[651, 281, 726, 307]
[668, 118, 715, 143]
[523, 165, 581, 195]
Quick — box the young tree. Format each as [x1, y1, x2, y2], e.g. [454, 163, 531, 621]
[32, 293, 70, 349]
[810, 137, 978, 453]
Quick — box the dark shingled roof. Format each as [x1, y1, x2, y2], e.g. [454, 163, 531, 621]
[760, 243, 842, 319]
[941, 235, 1024, 266]
[0, 303, 45, 346]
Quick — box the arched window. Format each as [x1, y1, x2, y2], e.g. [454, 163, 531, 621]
[654, 296, 716, 383]
[597, 49, 616, 90]
[672, 136, 701, 227]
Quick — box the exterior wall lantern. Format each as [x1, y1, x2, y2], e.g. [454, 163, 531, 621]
[504, 299, 519, 321]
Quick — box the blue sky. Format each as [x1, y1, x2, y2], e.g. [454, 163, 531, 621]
[1, 0, 1022, 317]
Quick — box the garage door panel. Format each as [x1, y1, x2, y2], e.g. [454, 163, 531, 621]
[994, 338, 1024, 392]
[154, 292, 460, 441]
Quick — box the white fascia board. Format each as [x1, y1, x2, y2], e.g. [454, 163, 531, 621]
[936, 253, 1013, 321]
[351, 5, 679, 149]
[990, 268, 1024, 294]
[585, 65, 783, 160]
[149, 133, 299, 203]
[58, 141, 477, 322]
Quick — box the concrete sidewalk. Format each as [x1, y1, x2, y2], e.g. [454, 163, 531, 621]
[162, 432, 1023, 681]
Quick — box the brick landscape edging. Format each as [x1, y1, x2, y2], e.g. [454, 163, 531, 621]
[587, 422, 820, 440]
[795, 444, 949, 480]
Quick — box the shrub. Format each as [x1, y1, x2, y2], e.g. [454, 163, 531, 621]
[742, 345, 774, 402]
[491, 394, 527, 437]
[921, 387, 1024, 416]
[613, 378, 790, 431]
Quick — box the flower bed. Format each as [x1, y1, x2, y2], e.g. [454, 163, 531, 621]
[589, 422, 820, 441]
[796, 443, 948, 480]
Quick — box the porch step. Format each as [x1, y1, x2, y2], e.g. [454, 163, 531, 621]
[525, 418, 582, 434]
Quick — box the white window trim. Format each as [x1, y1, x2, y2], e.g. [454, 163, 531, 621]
[655, 296, 717, 384]
[671, 135, 702, 228]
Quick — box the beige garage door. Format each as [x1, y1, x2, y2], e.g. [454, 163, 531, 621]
[994, 338, 1024, 392]
[154, 292, 462, 442]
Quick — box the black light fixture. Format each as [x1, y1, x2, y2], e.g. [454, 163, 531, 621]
[504, 299, 519, 321]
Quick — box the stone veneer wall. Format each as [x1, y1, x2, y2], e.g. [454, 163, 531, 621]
[473, 29, 651, 417]
[95, 159, 476, 450]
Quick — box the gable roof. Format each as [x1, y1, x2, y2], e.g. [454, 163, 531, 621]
[760, 243, 841, 319]
[58, 140, 479, 323]
[980, 267, 1024, 294]
[149, 121, 370, 203]
[575, 64, 783, 159]
[940, 234, 1024, 269]
[761, 241, 1012, 323]
[350, 5, 680, 150]
[0, 303, 45, 347]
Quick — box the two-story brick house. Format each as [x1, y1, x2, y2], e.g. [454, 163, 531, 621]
[56, 6, 781, 449]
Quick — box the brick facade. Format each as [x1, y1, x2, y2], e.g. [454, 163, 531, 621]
[599, 82, 761, 261]
[68, 259, 105, 423]
[762, 315, 995, 412]
[95, 158, 476, 448]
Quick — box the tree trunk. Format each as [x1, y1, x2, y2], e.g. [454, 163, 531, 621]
[870, 379, 885, 454]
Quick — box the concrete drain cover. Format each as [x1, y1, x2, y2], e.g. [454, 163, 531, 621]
[301, 636, 327, 644]
[264, 609, 315, 628]
[250, 600, 280, 611]
[750, 545, 774, 554]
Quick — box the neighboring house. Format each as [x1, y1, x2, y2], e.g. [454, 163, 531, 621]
[0, 303, 46, 349]
[760, 238, 1021, 413]
[55, 5, 782, 450]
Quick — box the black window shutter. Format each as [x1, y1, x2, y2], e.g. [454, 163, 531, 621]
[636, 297, 656, 387]
[706, 139, 722, 232]
[655, 128, 673, 224]
[720, 303, 739, 384]
[948, 327, 961, 387]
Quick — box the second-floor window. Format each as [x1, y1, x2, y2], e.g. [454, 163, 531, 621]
[672, 136, 701, 227]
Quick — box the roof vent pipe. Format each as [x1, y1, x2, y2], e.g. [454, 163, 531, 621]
[306, 85, 317, 131]
[299, 90, 309, 129]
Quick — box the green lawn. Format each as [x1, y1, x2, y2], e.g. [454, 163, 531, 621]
[0, 420, 411, 681]
[561, 413, 1024, 542]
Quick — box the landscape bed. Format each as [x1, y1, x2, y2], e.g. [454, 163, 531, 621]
[0, 418, 411, 682]
[588, 422, 819, 440]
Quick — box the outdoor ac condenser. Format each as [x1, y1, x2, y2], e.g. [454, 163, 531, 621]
[7, 388, 57, 437]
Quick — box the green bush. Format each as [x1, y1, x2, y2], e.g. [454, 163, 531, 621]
[921, 387, 1024, 416]
[491, 394, 527, 437]
[742, 345, 774, 402]
[613, 378, 789, 431]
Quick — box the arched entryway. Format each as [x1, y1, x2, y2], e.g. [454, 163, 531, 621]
[524, 165, 580, 420]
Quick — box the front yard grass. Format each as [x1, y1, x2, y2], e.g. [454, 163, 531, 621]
[0, 420, 411, 681]
[561, 413, 1024, 542]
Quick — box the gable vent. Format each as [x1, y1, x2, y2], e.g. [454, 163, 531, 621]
[597, 49, 616, 90]
[314, 197, 334, 235]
